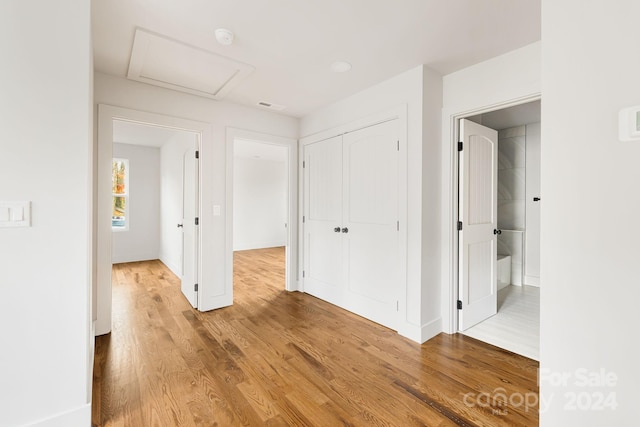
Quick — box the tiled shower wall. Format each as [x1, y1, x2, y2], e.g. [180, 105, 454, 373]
[497, 126, 526, 229]
[497, 125, 526, 285]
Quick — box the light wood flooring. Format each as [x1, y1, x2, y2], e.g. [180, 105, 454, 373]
[462, 285, 540, 361]
[93, 247, 539, 426]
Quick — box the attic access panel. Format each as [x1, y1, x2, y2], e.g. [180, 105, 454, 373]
[127, 28, 254, 100]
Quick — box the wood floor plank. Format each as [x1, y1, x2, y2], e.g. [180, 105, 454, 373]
[93, 248, 539, 426]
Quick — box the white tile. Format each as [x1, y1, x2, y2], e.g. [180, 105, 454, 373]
[498, 136, 526, 169]
[462, 285, 540, 360]
[498, 125, 526, 138]
[498, 168, 526, 200]
[498, 201, 525, 230]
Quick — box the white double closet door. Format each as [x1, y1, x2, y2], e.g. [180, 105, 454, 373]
[303, 120, 400, 330]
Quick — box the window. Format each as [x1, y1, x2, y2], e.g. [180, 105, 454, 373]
[112, 158, 129, 229]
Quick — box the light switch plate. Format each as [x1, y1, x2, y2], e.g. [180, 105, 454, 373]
[0, 201, 31, 228]
[619, 105, 640, 141]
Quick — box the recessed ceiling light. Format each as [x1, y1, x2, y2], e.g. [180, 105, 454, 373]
[330, 61, 352, 73]
[215, 28, 234, 46]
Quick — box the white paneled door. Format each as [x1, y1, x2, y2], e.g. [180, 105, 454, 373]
[458, 119, 498, 330]
[303, 120, 400, 330]
[342, 121, 399, 328]
[181, 144, 199, 308]
[303, 136, 344, 303]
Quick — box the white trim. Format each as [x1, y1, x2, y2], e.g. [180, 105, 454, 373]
[96, 104, 209, 335]
[440, 94, 541, 335]
[20, 403, 91, 427]
[300, 106, 406, 144]
[398, 317, 442, 343]
[226, 128, 298, 292]
[524, 275, 540, 287]
[298, 104, 408, 332]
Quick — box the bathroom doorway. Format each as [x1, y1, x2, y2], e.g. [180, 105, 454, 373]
[457, 100, 541, 360]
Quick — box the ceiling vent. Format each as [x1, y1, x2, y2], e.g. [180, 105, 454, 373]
[257, 101, 285, 111]
[127, 28, 254, 100]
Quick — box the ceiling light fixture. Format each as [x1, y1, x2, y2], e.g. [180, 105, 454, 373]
[215, 28, 234, 46]
[330, 61, 352, 73]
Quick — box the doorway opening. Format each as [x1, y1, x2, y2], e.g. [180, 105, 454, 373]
[456, 99, 541, 360]
[96, 105, 207, 336]
[232, 138, 289, 292]
[225, 128, 297, 307]
[111, 120, 200, 306]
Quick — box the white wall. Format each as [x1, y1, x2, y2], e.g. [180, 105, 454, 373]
[440, 41, 541, 333]
[95, 73, 298, 329]
[233, 156, 287, 250]
[300, 65, 443, 342]
[159, 135, 197, 277]
[112, 143, 160, 263]
[541, 1, 640, 424]
[0, 1, 93, 426]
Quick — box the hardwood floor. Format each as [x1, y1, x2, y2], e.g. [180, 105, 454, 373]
[93, 247, 539, 426]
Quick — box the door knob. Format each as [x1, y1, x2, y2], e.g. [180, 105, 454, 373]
[177, 223, 183, 228]
[493, 229, 502, 235]
[334, 227, 341, 232]
[341, 227, 349, 233]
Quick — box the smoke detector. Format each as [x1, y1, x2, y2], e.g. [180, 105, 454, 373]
[215, 28, 234, 46]
[330, 61, 352, 73]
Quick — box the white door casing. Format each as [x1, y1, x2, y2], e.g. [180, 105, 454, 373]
[181, 144, 199, 307]
[458, 119, 498, 330]
[525, 122, 541, 285]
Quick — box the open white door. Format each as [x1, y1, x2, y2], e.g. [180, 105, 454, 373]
[458, 119, 498, 331]
[181, 144, 199, 308]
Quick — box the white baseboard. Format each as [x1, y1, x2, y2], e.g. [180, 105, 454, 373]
[420, 317, 442, 342]
[95, 316, 111, 336]
[524, 275, 540, 286]
[21, 403, 91, 427]
[112, 252, 159, 264]
[398, 317, 442, 344]
[233, 241, 286, 251]
[159, 256, 182, 279]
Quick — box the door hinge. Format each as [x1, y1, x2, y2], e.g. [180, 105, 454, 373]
[457, 221, 463, 231]
[194, 283, 199, 292]
[303, 215, 305, 223]
[458, 141, 463, 151]
[396, 300, 399, 311]
[457, 300, 462, 310]
[397, 220, 399, 231]
[303, 160, 306, 168]
[397, 140, 400, 151]
[302, 270, 305, 278]
[195, 217, 199, 225]
[195, 150, 199, 159]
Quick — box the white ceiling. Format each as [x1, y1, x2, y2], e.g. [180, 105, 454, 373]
[92, 0, 541, 118]
[468, 100, 541, 130]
